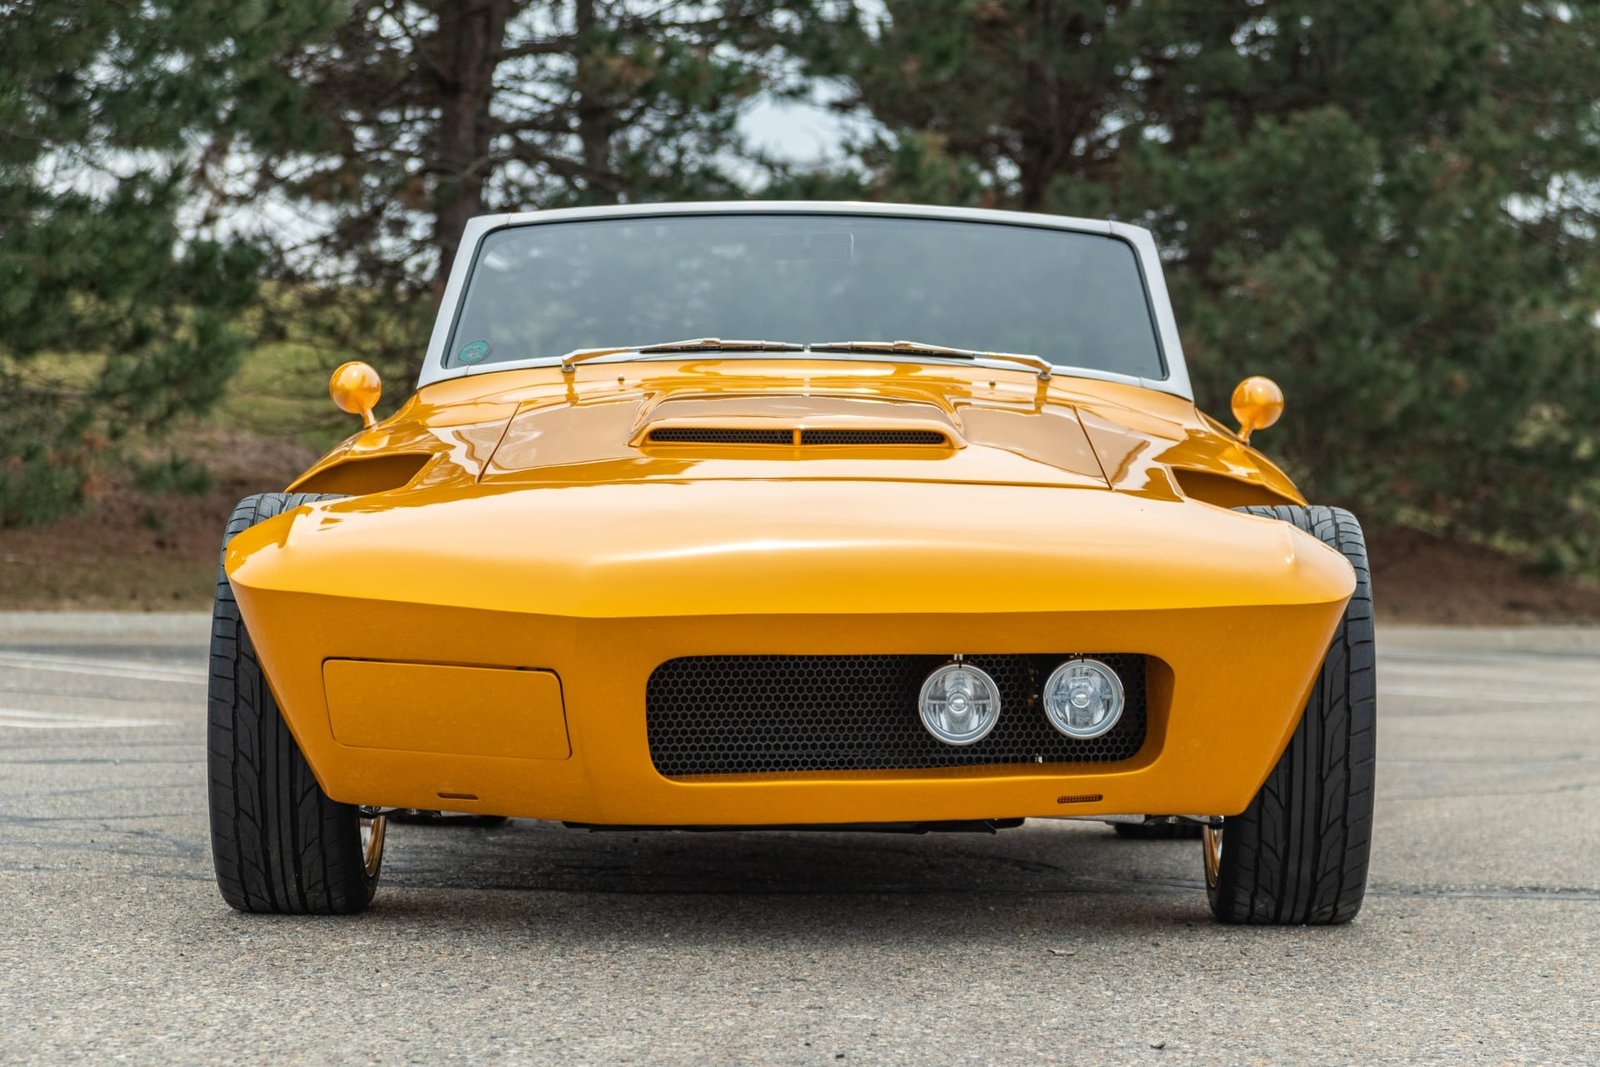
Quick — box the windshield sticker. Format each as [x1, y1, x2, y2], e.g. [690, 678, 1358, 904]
[457, 339, 491, 364]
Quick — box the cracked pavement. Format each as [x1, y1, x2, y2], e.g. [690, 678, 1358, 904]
[0, 614, 1595, 1064]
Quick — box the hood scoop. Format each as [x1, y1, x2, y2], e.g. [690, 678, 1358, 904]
[633, 394, 962, 449]
[482, 387, 1108, 488]
[645, 426, 951, 447]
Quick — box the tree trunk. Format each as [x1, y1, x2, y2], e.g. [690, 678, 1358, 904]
[427, 0, 513, 292]
[573, 0, 618, 203]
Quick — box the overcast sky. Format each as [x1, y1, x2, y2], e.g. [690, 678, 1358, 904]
[738, 92, 856, 166]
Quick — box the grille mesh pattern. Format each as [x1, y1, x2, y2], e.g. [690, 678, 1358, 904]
[646, 653, 1147, 776]
[648, 428, 793, 445]
[800, 429, 947, 446]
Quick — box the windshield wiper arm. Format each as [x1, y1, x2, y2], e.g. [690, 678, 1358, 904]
[809, 339, 1053, 379]
[560, 337, 805, 373]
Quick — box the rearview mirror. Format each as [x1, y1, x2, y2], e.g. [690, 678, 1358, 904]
[1231, 376, 1283, 444]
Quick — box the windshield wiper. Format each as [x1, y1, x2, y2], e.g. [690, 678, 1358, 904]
[639, 338, 807, 354]
[560, 337, 805, 373]
[809, 339, 1053, 379]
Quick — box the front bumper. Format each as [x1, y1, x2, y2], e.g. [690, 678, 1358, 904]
[226, 485, 1352, 823]
[229, 599, 1346, 823]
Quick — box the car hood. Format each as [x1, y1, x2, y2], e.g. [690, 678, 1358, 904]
[478, 386, 1114, 490]
[290, 360, 1302, 505]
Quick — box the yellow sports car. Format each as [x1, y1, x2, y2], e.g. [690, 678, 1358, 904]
[209, 202, 1374, 923]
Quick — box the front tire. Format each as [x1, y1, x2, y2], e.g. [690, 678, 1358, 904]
[207, 493, 384, 914]
[1205, 505, 1376, 925]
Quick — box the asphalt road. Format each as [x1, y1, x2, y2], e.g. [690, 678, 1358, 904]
[0, 614, 1595, 1065]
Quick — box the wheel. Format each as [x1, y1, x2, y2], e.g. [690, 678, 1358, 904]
[1112, 820, 1203, 840]
[207, 493, 385, 914]
[1204, 505, 1376, 925]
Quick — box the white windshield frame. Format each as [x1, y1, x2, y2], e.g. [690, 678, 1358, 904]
[417, 201, 1193, 401]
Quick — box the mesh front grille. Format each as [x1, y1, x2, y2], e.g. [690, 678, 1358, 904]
[800, 429, 947, 446]
[645, 653, 1147, 776]
[648, 428, 793, 445]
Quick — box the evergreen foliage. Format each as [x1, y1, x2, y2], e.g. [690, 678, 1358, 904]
[782, 0, 1600, 569]
[217, 1, 786, 381]
[5, 0, 1599, 572]
[0, 1, 327, 524]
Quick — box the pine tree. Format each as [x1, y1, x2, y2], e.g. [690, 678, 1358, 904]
[0, 0, 335, 525]
[782, 0, 1600, 571]
[217, 1, 786, 380]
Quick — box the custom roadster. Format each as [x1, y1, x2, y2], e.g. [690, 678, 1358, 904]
[209, 202, 1374, 923]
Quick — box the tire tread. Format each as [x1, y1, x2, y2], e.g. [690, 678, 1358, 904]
[207, 493, 378, 914]
[1209, 505, 1376, 925]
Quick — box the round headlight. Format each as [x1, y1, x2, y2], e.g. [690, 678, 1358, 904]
[1043, 658, 1125, 739]
[919, 662, 1001, 746]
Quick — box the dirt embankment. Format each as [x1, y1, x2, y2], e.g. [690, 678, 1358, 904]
[1365, 526, 1600, 625]
[0, 430, 318, 610]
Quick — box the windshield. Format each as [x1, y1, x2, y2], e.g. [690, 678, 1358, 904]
[445, 213, 1165, 378]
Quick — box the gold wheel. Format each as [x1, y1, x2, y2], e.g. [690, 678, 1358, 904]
[359, 811, 387, 878]
[1203, 822, 1223, 890]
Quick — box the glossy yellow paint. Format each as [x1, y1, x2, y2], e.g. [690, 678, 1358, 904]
[323, 660, 570, 761]
[292, 359, 1304, 505]
[235, 358, 1349, 825]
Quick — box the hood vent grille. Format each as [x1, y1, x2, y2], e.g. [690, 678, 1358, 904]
[646, 427, 949, 447]
[801, 429, 946, 446]
[647, 427, 794, 445]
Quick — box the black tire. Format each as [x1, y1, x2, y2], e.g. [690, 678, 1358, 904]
[1205, 505, 1376, 925]
[208, 492, 384, 914]
[1112, 821, 1203, 840]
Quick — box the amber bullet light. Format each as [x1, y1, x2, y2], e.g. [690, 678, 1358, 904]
[330, 361, 383, 429]
[1230, 375, 1284, 444]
